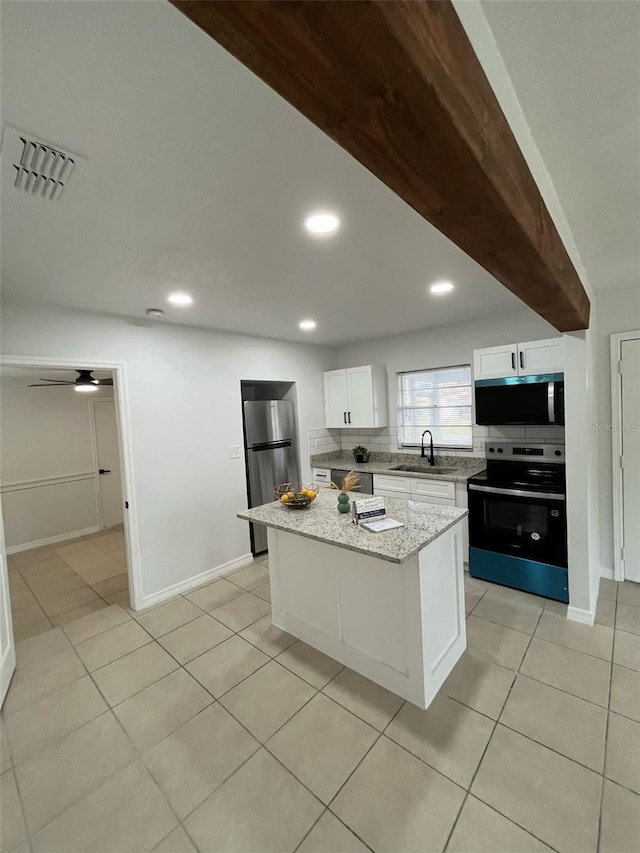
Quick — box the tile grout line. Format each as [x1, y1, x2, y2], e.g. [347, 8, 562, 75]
[442, 602, 557, 853]
[596, 591, 618, 853]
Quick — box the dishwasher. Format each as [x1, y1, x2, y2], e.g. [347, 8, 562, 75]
[330, 468, 374, 495]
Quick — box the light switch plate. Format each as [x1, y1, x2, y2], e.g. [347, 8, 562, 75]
[229, 445, 241, 460]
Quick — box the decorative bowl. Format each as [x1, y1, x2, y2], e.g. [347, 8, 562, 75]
[274, 483, 319, 509]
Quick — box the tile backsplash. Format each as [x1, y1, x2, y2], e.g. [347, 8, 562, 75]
[309, 424, 565, 459]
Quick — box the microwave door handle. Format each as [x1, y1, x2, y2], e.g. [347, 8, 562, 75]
[548, 381, 555, 423]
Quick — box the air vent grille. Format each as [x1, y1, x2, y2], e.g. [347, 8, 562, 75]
[1, 127, 84, 202]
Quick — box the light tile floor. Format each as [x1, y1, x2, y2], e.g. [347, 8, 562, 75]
[7, 527, 129, 643]
[1, 539, 639, 853]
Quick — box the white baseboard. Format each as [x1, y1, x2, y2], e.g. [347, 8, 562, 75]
[6, 526, 101, 555]
[567, 605, 595, 626]
[600, 566, 614, 580]
[139, 552, 254, 610]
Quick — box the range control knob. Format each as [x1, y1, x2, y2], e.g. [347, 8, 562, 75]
[554, 450, 562, 457]
[489, 447, 495, 453]
[497, 447, 504, 453]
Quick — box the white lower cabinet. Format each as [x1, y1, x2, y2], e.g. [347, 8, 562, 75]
[375, 487, 411, 501]
[374, 474, 469, 560]
[312, 468, 332, 487]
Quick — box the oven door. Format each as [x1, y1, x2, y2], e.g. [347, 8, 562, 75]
[468, 484, 567, 568]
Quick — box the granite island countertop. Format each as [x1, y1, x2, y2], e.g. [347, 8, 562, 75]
[310, 456, 484, 483]
[238, 489, 467, 564]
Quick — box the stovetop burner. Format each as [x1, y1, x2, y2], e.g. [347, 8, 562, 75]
[469, 441, 566, 494]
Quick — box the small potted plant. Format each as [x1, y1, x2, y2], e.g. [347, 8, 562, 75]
[352, 445, 370, 464]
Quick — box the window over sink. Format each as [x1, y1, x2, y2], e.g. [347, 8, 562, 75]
[398, 364, 472, 450]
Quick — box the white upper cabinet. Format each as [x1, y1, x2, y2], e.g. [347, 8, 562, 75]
[473, 344, 518, 380]
[323, 370, 349, 428]
[323, 365, 387, 428]
[517, 338, 564, 375]
[474, 338, 563, 381]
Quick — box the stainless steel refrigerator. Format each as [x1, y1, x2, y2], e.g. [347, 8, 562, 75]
[244, 400, 299, 555]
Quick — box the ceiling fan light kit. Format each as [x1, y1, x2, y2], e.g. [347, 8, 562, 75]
[28, 369, 113, 389]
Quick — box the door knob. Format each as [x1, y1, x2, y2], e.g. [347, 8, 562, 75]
[99, 469, 111, 475]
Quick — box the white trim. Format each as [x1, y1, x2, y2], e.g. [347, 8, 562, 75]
[0, 355, 143, 609]
[567, 604, 595, 626]
[139, 553, 254, 611]
[600, 566, 614, 580]
[6, 526, 101, 554]
[610, 330, 640, 583]
[0, 472, 96, 493]
[88, 398, 104, 530]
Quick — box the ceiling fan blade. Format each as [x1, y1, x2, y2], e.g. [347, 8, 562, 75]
[95, 379, 114, 386]
[35, 378, 75, 384]
[28, 382, 73, 387]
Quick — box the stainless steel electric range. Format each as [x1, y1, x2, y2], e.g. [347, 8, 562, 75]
[467, 442, 568, 603]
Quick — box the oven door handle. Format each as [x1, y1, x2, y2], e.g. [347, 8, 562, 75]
[468, 484, 565, 501]
[548, 381, 556, 423]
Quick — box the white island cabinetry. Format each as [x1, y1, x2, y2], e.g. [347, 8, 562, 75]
[238, 491, 467, 709]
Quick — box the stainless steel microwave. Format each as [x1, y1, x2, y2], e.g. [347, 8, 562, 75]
[474, 373, 564, 426]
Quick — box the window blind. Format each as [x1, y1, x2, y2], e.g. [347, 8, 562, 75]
[398, 365, 473, 449]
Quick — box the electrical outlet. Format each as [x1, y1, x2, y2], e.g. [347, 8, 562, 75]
[229, 445, 241, 460]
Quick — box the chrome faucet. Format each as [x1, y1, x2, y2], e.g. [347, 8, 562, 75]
[421, 430, 435, 466]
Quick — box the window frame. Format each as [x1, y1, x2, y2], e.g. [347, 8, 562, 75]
[397, 363, 473, 451]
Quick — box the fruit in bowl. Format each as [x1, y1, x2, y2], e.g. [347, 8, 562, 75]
[274, 483, 319, 509]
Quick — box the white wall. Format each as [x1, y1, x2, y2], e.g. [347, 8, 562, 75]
[0, 375, 115, 549]
[1, 303, 335, 605]
[594, 286, 640, 572]
[334, 307, 560, 455]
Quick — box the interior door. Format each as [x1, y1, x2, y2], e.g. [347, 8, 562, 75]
[621, 338, 640, 581]
[324, 370, 349, 428]
[346, 366, 373, 427]
[92, 400, 123, 529]
[0, 505, 16, 707]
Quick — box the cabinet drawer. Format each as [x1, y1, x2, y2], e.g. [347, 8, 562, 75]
[410, 494, 455, 507]
[375, 487, 411, 501]
[312, 468, 332, 487]
[374, 474, 412, 493]
[411, 478, 455, 501]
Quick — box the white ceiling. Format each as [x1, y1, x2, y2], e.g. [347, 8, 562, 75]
[1, 2, 636, 349]
[482, 0, 640, 295]
[0, 0, 521, 347]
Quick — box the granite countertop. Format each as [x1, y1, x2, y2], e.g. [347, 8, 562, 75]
[237, 489, 467, 564]
[310, 454, 485, 483]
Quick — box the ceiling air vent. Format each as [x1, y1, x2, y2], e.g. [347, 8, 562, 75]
[1, 126, 85, 201]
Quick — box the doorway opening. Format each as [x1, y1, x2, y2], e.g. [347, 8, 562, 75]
[0, 358, 140, 647]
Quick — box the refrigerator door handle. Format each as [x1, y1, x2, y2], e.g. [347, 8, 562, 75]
[250, 439, 292, 451]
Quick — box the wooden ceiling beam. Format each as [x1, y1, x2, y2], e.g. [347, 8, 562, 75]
[170, 0, 590, 331]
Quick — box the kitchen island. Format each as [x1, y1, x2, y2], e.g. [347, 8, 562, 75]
[238, 490, 468, 709]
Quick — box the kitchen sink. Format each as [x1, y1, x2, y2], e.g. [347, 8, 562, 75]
[389, 465, 458, 475]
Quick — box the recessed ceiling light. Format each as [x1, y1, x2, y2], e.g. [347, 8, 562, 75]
[430, 281, 455, 295]
[304, 212, 340, 235]
[299, 319, 317, 331]
[167, 291, 193, 306]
